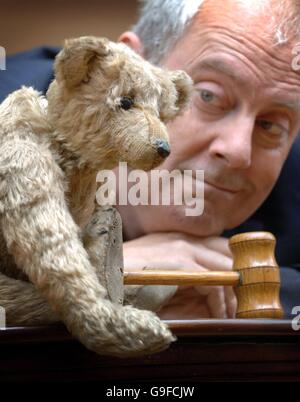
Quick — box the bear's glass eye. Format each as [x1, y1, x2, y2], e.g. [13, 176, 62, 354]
[120, 97, 134, 110]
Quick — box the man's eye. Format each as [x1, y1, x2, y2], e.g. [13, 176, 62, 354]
[199, 89, 215, 103]
[257, 119, 283, 136]
[194, 83, 229, 115]
[120, 97, 134, 110]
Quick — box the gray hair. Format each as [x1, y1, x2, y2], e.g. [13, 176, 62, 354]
[132, 0, 300, 64]
[132, 0, 204, 65]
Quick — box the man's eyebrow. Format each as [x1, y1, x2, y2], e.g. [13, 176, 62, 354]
[196, 58, 300, 112]
[271, 99, 300, 112]
[195, 58, 247, 84]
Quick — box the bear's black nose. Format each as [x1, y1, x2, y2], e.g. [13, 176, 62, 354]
[155, 139, 170, 158]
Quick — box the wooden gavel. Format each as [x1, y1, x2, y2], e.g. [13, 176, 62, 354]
[124, 232, 284, 319]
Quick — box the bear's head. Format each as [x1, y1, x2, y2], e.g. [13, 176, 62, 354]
[47, 36, 193, 171]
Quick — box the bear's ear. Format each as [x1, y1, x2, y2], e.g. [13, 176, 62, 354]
[170, 70, 193, 110]
[54, 36, 111, 88]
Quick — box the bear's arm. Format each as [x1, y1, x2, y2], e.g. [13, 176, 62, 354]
[0, 137, 107, 314]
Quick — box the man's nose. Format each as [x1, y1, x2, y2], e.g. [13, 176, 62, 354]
[155, 139, 171, 158]
[209, 117, 254, 169]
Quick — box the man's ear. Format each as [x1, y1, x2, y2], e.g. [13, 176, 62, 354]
[170, 70, 193, 110]
[54, 36, 111, 88]
[118, 31, 144, 57]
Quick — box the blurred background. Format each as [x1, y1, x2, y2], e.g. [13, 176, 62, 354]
[1, 0, 139, 55]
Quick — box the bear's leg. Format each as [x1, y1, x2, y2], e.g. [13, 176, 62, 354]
[83, 205, 178, 313]
[0, 226, 59, 325]
[0, 204, 125, 326]
[0, 273, 59, 325]
[83, 205, 176, 313]
[82, 205, 124, 305]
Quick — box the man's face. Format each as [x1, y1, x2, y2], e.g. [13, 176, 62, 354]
[124, 1, 300, 237]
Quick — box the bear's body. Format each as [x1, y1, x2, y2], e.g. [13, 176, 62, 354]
[0, 37, 192, 356]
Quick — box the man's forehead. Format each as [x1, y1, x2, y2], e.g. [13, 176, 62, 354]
[198, 0, 295, 23]
[180, 1, 300, 91]
[193, 0, 299, 47]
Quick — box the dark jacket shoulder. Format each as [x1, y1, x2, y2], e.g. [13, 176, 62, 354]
[0, 46, 59, 102]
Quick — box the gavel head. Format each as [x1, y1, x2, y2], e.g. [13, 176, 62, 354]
[229, 232, 284, 319]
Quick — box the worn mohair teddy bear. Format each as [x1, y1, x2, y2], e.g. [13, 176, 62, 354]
[0, 36, 192, 357]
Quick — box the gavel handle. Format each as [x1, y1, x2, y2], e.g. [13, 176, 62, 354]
[124, 270, 240, 287]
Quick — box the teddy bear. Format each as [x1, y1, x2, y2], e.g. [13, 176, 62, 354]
[0, 36, 192, 357]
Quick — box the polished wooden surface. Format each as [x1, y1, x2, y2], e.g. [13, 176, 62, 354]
[0, 319, 299, 382]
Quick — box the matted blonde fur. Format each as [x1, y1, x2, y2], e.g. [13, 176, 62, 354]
[0, 36, 192, 357]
